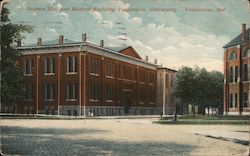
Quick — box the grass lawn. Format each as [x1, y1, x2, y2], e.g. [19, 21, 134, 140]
[157, 115, 250, 125]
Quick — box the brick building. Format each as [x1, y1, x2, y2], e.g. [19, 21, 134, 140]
[223, 24, 250, 115]
[2, 34, 177, 116]
[157, 68, 187, 115]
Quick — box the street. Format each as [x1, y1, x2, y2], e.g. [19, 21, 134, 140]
[1, 118, 249, 156]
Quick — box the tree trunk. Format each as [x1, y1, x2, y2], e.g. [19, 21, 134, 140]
[192, 105, 195, 116]
[208, 107, 210, 116]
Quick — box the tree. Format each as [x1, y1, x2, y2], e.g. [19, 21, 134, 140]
[1, 7, 33, 113]
[173, 66, 224, 115]
[173, 66, 197, 115]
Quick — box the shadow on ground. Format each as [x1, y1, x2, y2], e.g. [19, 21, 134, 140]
[1, 126, 196, 156]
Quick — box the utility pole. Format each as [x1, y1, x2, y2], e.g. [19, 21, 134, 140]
[162, 70, 166, 116]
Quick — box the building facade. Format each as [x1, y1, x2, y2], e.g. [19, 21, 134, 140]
[223, 24, 250, 115]
[1, 34, 177, 116]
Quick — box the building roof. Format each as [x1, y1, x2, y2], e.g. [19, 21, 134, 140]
[157, 67, 177, 72]
[17, 40, 160, 70]
[25, 39, 77, 47]
[223, 28, 250, 48]
[17, 37, 175, 71]
[106, 45, 130, 52]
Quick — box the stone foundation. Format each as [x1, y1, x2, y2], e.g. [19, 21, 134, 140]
[57, 106, 162, 116]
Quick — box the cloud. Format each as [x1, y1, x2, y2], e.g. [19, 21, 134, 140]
[102, 20, 113, 28]
[59, 12, 69, 19]
[107, 20, 230, 72]
[47, 27, 57, 34]
[8, 0, 248, 72]
[91, 11, 103, 20]
[130, 17, 143, 26]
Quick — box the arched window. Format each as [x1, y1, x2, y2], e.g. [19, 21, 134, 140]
[229, 66, 233, 83]
[243, 64, 248, 81]
[229, 51, 237, 60]
[234, 66, 238, 82]
[229, 93, 233, 108]
[235, 93, 238, 108]
[243, 93, 248, 107]
[242, 48, 250, 58]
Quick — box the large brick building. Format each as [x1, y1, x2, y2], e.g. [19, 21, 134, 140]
[223, 24, 250, 115]
[2, 34, 177, 116]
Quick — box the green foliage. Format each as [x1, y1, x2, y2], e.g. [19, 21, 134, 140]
[1, 7, 33, 107]
[173, 66, 224, 115]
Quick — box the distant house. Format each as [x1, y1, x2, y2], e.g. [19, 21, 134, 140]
[223, 24, 250, 115]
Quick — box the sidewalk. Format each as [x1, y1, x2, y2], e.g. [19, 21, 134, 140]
[0, 113, 165, 120]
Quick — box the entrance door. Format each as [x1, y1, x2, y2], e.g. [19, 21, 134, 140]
[122, 91, 132, 114]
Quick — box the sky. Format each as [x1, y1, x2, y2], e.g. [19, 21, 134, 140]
[5, 0, 250, 72]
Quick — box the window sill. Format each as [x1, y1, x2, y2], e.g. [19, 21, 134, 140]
[24, 74, 33, 76]
[44, 99, 55, 102]
[139, 102, 145, 104]
[66, 72, 77, 75]
[105, 100, 114, 102]
[89, 99, 99, 102]
[66, 99, 77, 102]
[242, 81, 250, 83]
[44, 73, 55, 76]
[90, 73, 99, 76]
[106, 76, 114, 79]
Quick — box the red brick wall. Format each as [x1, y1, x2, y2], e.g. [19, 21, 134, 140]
[18, 51, 157, 114]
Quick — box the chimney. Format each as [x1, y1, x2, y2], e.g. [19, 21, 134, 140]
[59, 35, 64, 44]
[100, 40, 104, 47]
[82, 33, 87, 42]
[17, 39, 21, 47]
[241, 23, 246, 41]
[37, 37, 42, 46]
[154, 58, 157, 65]
[145, 55, 148, 61]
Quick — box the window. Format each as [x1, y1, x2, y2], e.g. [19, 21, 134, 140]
[89, 57, 100, 75]
[165, 74, 169, 88]
[148, 86, 155, 104]
[148, 72, 155, 84]
[170, 75, 174, 87]
[106, 85, 114, 101]
[139, 87, 145, 103]
[118, 64, 122, 78]
[229, 93, 233, 108]
[44, 57, 55, 74]
[133, 68, 137, 81]
[242, 48, 249, 57]
[67, 57, 77, 73]
[229, 51, 237, 60]
[234, 66, 238, 82]
[235, 93, 238, 108]
[25, 85, 33, 100]
[106, 61, 114, 78]
[44, 83, 55, 101]
[24, 59, 34, 75]
[66, 83, 78, 100]
[229, 66, 233, 83]
[243, 64, 248, 81]
[243, 93, 248, 107]
[139, 69, 146, 82]
[89, 82, 99, 101]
